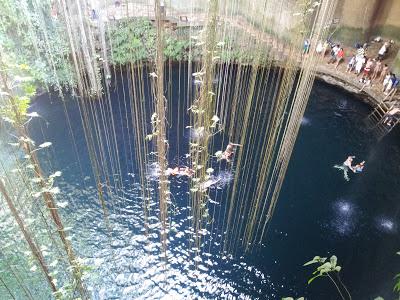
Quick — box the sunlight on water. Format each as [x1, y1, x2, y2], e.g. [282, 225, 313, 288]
[300, 117, 311, 126]
[330, 199, 360, 237]
[57, 173, 273, 299]
[375, 216, 397, 234]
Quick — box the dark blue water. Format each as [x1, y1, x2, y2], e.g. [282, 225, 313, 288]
[27, 68, 400, 299]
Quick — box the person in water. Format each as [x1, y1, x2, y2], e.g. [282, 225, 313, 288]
[199, 177, 221, 191]
[343, 156, 355, 168]
[218, 142, 242, 162]
[165, 166, 194, 177]
[334, 156, 355, 181]
[351, 161, 365, 173]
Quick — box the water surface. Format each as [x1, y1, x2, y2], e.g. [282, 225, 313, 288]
[25, 70, 400, 299]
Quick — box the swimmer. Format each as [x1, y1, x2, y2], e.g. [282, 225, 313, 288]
[343, 156, 355, 168]
[334, 156, 355, 181]
[179, 166, 194, 177]
[217, 142, 242, 162]
[165, 166, 194, 177]
[352, 161, 365, 173]
[199, 177, 221, 191]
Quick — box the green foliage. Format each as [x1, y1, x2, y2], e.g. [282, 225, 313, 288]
[371, 25, 400, 43]
[304, 255, 342, 284]
[0, 0, 74, 87]
[395, 274, 400, 294]
[333, 26, 364, 45]
[107, 18, 156, 65]
[304, 255, 352, 300]
[0, 60, 36, 124]
[394, 252, 400, 295]
[107, 18, 202, 64]
[164, 37, 192, 61]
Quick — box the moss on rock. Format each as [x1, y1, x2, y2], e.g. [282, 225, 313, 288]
[333, 26, 364, 45]
[371, 25, 400, 42]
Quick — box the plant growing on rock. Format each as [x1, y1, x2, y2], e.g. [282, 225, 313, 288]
[107, 18, 156, 65]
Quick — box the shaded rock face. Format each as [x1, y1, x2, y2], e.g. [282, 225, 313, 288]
[315, 73, 376, 107]
[334, 0, 400, 43]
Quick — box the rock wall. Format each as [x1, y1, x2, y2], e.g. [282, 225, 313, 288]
[393, 50, 400, 74]
[334, 0, 400, 44]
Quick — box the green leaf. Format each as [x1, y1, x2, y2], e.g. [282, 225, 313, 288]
[330, 255, 337, 268]
[394, 275, 400, 292]
[317, 262, 332, 271]
[308, 274, 321, 285]
[303, 259, 318, 266]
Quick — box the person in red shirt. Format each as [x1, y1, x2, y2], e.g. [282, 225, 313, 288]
[335, 48, 345, 69]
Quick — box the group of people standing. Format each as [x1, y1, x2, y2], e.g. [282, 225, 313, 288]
[311, 39, 398, 97]
[346, 41, 398, 96]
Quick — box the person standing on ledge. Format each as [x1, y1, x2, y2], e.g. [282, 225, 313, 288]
[303, 39, 310, 55]
[371, 58, 382, 81]
[335, 48, 345, 69]
[346, 55, 356, 73]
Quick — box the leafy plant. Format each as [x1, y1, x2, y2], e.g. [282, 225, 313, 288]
[0, 59, 36, 123]
[304, 255, 352, 300]
[0, 0, 74, 87]
[107, 18, 156, 65]
[164, 37, 192, 61]
[393, 251, 400, 296]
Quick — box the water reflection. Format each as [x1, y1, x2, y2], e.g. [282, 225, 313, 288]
[330, 199, 360, 236]
[375, 216, 398, 234]
[58, 177, 273, 299]
[300, 117, 311, 126]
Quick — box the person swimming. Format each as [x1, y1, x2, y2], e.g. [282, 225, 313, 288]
[165, 166, 194, 177]
[352, 161, 365, 173]
[343, 156, 355, 168]
[199, 177, 221, 191]
[216, 142, 242, 162]
[334, 156, 355, 181]
[334, 156, 365, 180]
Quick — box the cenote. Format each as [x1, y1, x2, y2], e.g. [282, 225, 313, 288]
[3, 0, 400, 298]
[15, 64, 399, 299]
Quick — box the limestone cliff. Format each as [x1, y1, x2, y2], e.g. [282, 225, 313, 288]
[334, 0, 400, 44]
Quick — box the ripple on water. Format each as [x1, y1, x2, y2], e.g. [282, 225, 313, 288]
[58, 178, 277, 299]
[329, 199, 361, 237]
[375, 216, 398, 234]
[300, 117, 311, 126]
